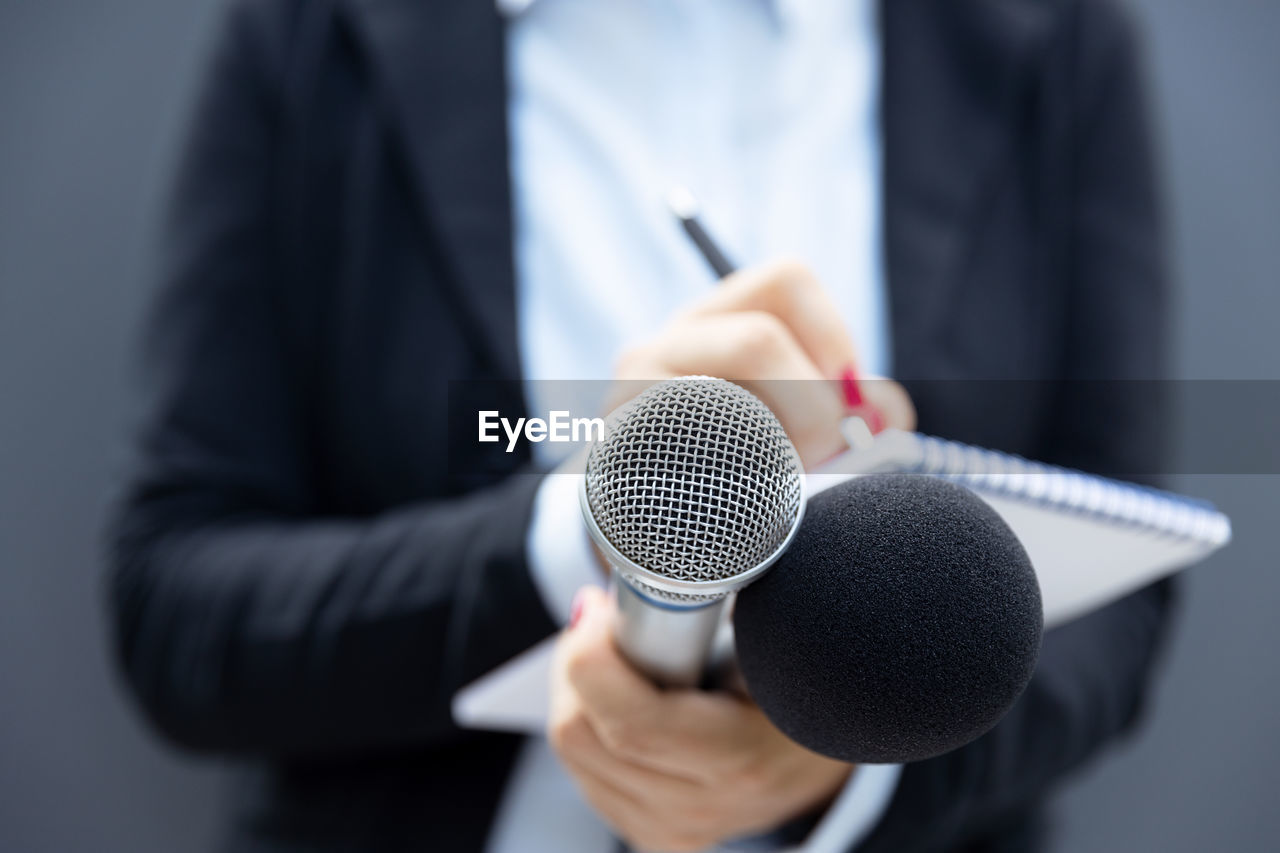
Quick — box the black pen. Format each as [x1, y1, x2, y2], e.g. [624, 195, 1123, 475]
[666, 184, 881, 438]
[666, 185, 738, 279]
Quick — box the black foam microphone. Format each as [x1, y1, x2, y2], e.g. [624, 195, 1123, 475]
[733, 473, 1043, 764]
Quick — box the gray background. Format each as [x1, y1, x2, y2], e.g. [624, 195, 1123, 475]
[0, 1, 1276, 851]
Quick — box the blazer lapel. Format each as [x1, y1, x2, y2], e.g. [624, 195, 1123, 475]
[342, 0, 520, 379]
[881, 0, 1053, 378]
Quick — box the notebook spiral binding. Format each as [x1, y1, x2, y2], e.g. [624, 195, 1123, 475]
[896, 432, 1232, 546]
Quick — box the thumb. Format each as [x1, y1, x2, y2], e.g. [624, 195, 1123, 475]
[551, 586, 622, 703]
[555, 585, 612, 665]
[566, 585, 612, 640]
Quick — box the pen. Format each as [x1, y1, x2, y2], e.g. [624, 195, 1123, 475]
[666, 186, 738, 279]
[665, 185, 881, 430]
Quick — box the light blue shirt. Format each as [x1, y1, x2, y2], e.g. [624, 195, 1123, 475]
[495, 0, 900, 850]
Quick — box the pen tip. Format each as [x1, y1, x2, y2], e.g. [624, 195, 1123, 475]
[665, 185, 700, 220]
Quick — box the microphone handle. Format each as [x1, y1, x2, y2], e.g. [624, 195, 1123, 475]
[612, 571, 726, 688]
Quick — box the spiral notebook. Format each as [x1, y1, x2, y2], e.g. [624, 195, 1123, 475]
[453, 427, 1232, 733]
[812, 425, 1232, 627]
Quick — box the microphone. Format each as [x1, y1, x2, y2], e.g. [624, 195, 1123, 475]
[734, 473, 1043, 764]
[579, 377, 805, 687]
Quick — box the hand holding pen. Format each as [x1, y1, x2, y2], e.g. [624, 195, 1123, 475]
[604, 187, 913, 468]
[664, 186, 912, 451]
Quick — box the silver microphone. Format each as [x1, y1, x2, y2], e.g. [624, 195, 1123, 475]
[578, 377, 805, 687]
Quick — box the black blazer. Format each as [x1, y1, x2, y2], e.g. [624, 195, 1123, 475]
[108, 0, 1176, 850]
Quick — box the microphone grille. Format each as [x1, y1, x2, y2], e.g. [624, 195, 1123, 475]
[584, 378, 803, 586]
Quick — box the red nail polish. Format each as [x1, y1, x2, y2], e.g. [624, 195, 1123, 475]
[864, 407, 886, 434]
[840, 366, 864, 409]
[568, 589, 586, 628]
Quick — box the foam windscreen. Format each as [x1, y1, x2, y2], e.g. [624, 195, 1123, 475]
[734, 473, 1043, 764]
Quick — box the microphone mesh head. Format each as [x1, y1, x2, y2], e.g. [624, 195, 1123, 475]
[584, 378, 803, 593]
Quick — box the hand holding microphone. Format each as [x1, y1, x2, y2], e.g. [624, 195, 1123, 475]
[549, 262, 970, 850]
[548, 261, 904, 850]
[550, 586, 853, 853]
[580, 372, 1044, 762]
[553, 458, 1044, 852]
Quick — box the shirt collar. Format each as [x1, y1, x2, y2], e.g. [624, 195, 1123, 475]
[496, 0, 820, 31]
[495, 0, 537, 17]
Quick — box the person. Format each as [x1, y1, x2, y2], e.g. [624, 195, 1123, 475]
[107, 0, 1176, 850]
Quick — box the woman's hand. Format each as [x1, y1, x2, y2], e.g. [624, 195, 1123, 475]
[611, 260, 914, 469]
[548, 587, 853, 852]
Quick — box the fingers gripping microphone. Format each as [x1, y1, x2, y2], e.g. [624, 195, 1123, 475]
[580, 377, 804, 687]
[734, 473, 1044, 764]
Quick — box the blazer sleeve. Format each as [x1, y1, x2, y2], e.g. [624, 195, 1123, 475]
[861, 4, 1177, 850]
[106, 2, 557, 759]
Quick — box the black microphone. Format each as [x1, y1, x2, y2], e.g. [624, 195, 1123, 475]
[733, 472, 1043, 764]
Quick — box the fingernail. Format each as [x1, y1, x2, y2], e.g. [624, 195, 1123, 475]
[840, 366, 864, 409]
[864, 407, 885, 434]
[568, 589, 587, 629]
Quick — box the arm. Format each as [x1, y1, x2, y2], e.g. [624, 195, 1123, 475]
[862, 4, 1177, 849]
[106, 2, 556, 759]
